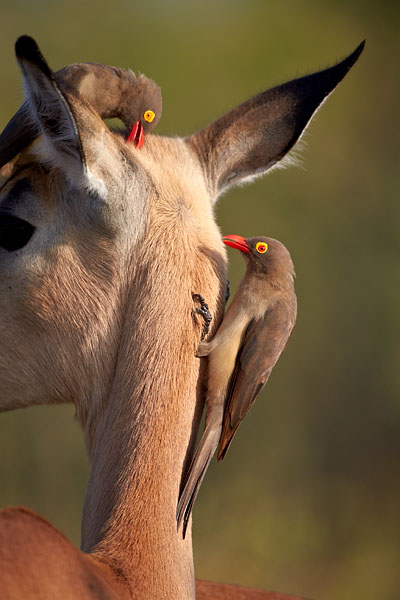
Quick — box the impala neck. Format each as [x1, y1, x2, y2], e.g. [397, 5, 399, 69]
[79, 236, 224, 599]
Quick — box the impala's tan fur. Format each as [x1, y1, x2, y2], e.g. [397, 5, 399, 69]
[0, 36, 363, 599]
[0, 139, 230, 596]
[0, 507, 128, 600]
[0, 132, 226, 599]
[79, 137, 228, 599]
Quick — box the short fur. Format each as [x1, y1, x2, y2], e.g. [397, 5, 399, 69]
[0, 36, 363, 599]
[0, 37, 162, 168]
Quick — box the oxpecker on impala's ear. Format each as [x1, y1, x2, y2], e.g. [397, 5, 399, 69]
[0, 36, 162, 167]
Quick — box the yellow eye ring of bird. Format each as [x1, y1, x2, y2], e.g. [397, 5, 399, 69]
[255, 242, 268, 254]
[143, 110, 156, 123]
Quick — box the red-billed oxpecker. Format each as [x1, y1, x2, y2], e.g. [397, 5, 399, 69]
[0, 37, 162, 165]
[177, 235, 297, 537]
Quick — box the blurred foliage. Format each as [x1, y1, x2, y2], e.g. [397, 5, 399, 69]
[0, 1, 399, 599]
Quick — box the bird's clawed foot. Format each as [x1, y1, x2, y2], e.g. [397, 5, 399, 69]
[192, 293, 212, 341]
[225, 279, 230, 303]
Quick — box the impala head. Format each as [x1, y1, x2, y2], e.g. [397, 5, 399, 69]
[0, 35, 364, 420]
[0, 36, 157, 417]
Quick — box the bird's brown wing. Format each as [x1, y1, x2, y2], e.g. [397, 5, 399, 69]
[217, 296, 296, 460]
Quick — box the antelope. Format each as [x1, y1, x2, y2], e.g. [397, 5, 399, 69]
[0, 35, 363, 599]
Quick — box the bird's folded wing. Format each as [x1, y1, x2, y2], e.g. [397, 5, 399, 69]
[217, 298, 296, 460]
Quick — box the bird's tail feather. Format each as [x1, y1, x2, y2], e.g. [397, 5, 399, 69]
[216, 432, 234, 461]
[216, 418, 241, 460]
[176, 425, 220, 539]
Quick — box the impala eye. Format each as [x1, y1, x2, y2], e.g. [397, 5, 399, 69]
[143, 110, 155, 123]
[0, 214, 35, 252]
[255, 241, 268, 254]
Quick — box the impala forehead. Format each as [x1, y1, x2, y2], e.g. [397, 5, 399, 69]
[1, 161, 40, 194]
[0, 177, 33, 206]
[140, 136, 210, 207]
[0, 162, 53, 219]
[1, 172, 104, 257]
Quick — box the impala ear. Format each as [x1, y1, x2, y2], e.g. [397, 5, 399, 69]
[13, 36, 112, 196]
[188, 41, 364, 200]
[15, 36, 85, 173]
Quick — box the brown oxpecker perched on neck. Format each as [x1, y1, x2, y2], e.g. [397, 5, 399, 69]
[177, 235, 297, 537]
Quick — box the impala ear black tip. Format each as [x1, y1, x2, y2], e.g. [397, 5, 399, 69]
[347, 40, 366, 68]
[15, 35, 52, 78]
[15, 35, 38, 60]
[330, 40, 365, 85]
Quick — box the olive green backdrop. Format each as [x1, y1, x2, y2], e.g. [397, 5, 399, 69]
[0, 2, 398, 599]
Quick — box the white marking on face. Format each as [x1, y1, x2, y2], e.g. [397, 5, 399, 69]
[85, 168, 108, 199]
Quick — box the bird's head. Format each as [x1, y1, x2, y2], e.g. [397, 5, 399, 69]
[223, 234, 295, 279]
[125, 74, 162, 148]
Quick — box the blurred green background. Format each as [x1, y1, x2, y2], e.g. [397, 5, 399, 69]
[0, 1, 399, 599]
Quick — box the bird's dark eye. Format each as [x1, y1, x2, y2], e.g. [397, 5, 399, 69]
[0, 214, 35, 252]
